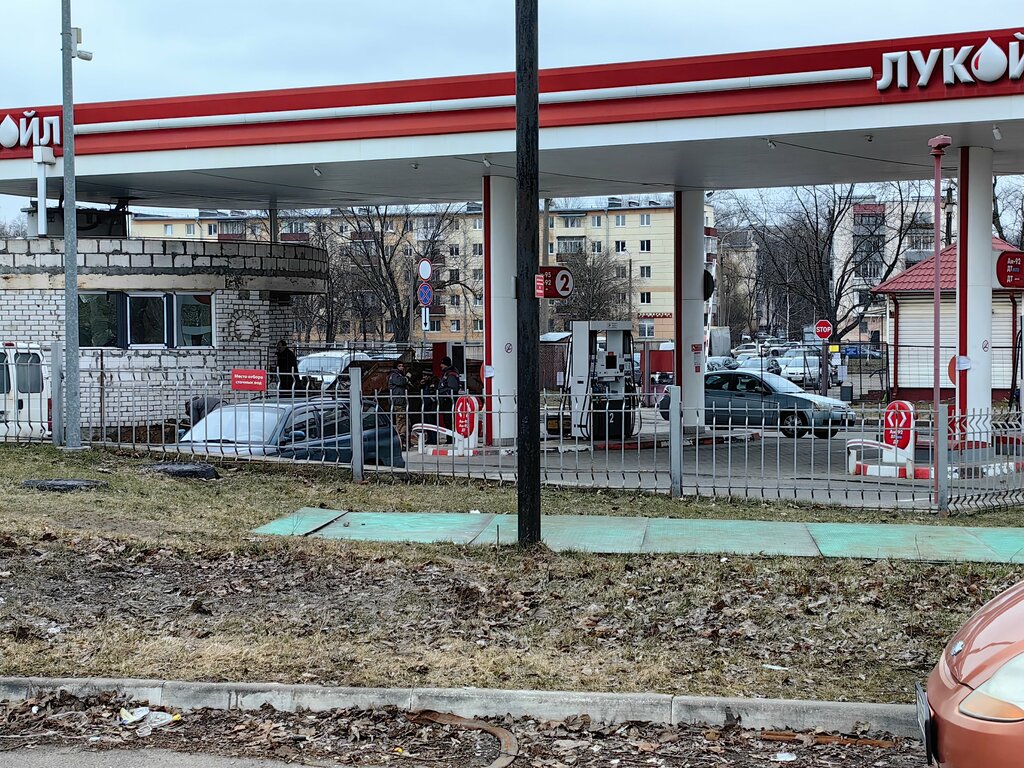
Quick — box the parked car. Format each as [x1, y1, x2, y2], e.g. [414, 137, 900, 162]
[706, 356, 739, 371]
[297, 351, 373, 388]
[178, 398, 405, 466]
[730, 343, 760, 358]
[736, 356, 782, 375]
[778, 354, 824, 387]
[0, 343, 49, 440]
[842, 345, 882, 360]
[919, 579, 1024, 767]
[658, 370, 855, 438]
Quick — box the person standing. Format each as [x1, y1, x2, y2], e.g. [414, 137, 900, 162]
[388, 361, 411, 448]
[437, 356, 461, 435]
[275, 340, 299, 396]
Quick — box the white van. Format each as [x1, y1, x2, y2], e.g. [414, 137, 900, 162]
[0, 344, 51, 440]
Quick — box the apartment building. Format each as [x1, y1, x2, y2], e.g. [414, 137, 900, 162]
[126, 199, 717, 346]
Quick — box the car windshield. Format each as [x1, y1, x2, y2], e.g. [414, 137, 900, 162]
[759, 372, 804, 394]
[298, 356, 346, 376]
[182, 405, 286, 443]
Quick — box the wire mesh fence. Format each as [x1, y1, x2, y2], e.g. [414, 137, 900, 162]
[9, 359, 1024, 515]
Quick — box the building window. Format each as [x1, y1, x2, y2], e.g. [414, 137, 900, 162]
[472, 268, 483, 280]
[163, 224, 174, 236]
[639, 213, 651, 226]
[250, 225, 261, 238]
[557, 237, 585, 254]
[384, 320, 395, 334]
[616, 266, 628, 279]
[548, 242, 555, 255]
[185, 223, 195, 236]
[473, 319, 484, 332]
[909, 232, 933, 251]
[127, 294, 167, 347]
[429, 319, 441, 332]
[547, 216, 555, 229]
[614, 214, 626, 227]
[562, 216, 582, 228]
[451, 320, 461, 332]
[639, 265, 652, 279]
[448, 269, 460, 283]
[282, 221, 306, 235]
[221, 221, 245, 235]
[638, 320, 655, 338]
[403, 245, 414, 256]
[473, 218, 483, 230]
[474, 294, 483, 307]
[449, 244, 460, 257]
[639, 292, 652, 305]
[639, 240, 651, 252]
[615, 240, 627, 253]
[591, 215, 602, 227]
[175, 294, 214, 347]
[449, 294, 461, 307]
[207, 223, 218, 236]
[79, 293, 118, 347]
[591, 241, 602, 254]
[472, 243, 484, 256]
[616, 292, 628, 303]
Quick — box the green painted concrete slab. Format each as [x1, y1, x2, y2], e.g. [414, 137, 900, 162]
[471, 515, 649, 552]
[314, 512, 493, 544]
[252, 507, 347, 537]
[641, 519, 821, 557]
[808, 523, 1002, 562]
[966, 528, 1024, 563]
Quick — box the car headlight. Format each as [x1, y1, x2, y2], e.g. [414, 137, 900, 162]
[959, 653, 1024, 722]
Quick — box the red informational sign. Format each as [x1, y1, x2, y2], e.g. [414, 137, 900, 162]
[454, 395, 479, 438]
[883, 400, 915, 450]
[535, 266, 575, 298]
[231, 368, 267, 392]
[996, 251, 1024, 288]
[814, 319, 833, 340]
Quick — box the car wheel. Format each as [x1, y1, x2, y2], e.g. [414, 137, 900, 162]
[780, 412, 808, 438]
[813, 427, 840, 439]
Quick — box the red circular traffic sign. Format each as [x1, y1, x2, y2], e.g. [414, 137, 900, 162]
[883, 400, 915, 451]
[814, 319, 833, 340]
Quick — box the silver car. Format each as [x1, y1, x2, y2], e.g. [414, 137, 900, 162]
[659, 370, 855, 438]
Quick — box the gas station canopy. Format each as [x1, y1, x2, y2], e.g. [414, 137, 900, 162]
[0, 27, 1022, 208]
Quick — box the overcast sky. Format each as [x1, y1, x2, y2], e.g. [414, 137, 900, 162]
[0, 0, 1017, 218]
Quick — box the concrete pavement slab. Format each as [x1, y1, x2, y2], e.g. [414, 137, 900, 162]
[7, 746, 297, 768]
[314, 511, 493, 544]
[641, 519, 821, 557]
[250, 507, 344, 537]
[808, 523, 1003, 562]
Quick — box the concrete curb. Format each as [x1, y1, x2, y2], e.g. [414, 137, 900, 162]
[0, 677, 918, 737]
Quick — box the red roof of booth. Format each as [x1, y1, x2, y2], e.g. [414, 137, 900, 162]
[873, 238, 1020, 294]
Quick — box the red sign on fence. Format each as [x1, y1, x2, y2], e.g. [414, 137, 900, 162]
[883, 400, 915, 451]
[231, 369, 268, 392]
[454, 396, 479, 438]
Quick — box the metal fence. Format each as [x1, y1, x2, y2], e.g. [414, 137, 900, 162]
[10, 362, 1024, 515]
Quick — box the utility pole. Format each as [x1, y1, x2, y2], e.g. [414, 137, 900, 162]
[60, 0, 91, 449]
[540, 198, 551, 332]
[515, 0, 541, 545]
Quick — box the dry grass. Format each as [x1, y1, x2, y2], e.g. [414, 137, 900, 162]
[1, 444, 1022, 705]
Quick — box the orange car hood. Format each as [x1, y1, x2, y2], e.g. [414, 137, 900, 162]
[947, 580, 1024, 688]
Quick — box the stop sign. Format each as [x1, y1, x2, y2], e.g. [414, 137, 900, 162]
[814, 319, 833, 340]
[883, 400, 915, 451]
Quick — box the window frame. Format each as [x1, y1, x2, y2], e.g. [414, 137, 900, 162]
[639, 240, 652, 252]
[614, 214, 626, 227]
[639, 213, 652, 226]
[78, 291, 122, 349]
[174, 293, 216, 349]
[637, 320, 655, 339]
[127, 292, 169, 349]
[639, 291, 652, 305]
[639, 265, 652, 279]
[614, 240, 627, 253]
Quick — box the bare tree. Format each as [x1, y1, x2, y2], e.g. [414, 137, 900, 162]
[735, 183, 929, 339]
[0, 216, 28, 238]
[552, 242, 633, 326]
[994, 176, 1024, 249]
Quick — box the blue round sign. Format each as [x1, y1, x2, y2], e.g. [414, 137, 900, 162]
[417, 282, 434, 307]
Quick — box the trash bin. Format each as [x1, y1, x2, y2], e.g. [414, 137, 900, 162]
[840, 383, 854, 402]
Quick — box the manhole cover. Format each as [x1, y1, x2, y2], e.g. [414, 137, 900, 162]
[148, 462, 219, 480]
[22, 479, 109, 493]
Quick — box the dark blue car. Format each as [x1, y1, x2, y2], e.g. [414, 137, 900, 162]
[179, 398, 405, 467]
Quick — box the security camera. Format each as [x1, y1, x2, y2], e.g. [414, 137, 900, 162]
[928, 135, 952, 151]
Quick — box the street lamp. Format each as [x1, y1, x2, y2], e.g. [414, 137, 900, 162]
[61, 0, 92, 449]
[928, 134, 952, 509]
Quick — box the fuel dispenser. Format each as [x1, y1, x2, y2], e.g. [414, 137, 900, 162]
[547, 320, 640, 440]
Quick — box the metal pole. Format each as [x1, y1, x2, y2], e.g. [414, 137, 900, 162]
[668, 384, 681, 498]
[929, 135, 952, 504]
[515, 0, 541, 545]
[50, 340, 64, 446]
[61, 0, 82, 449]
[349, 366, 364, 482]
